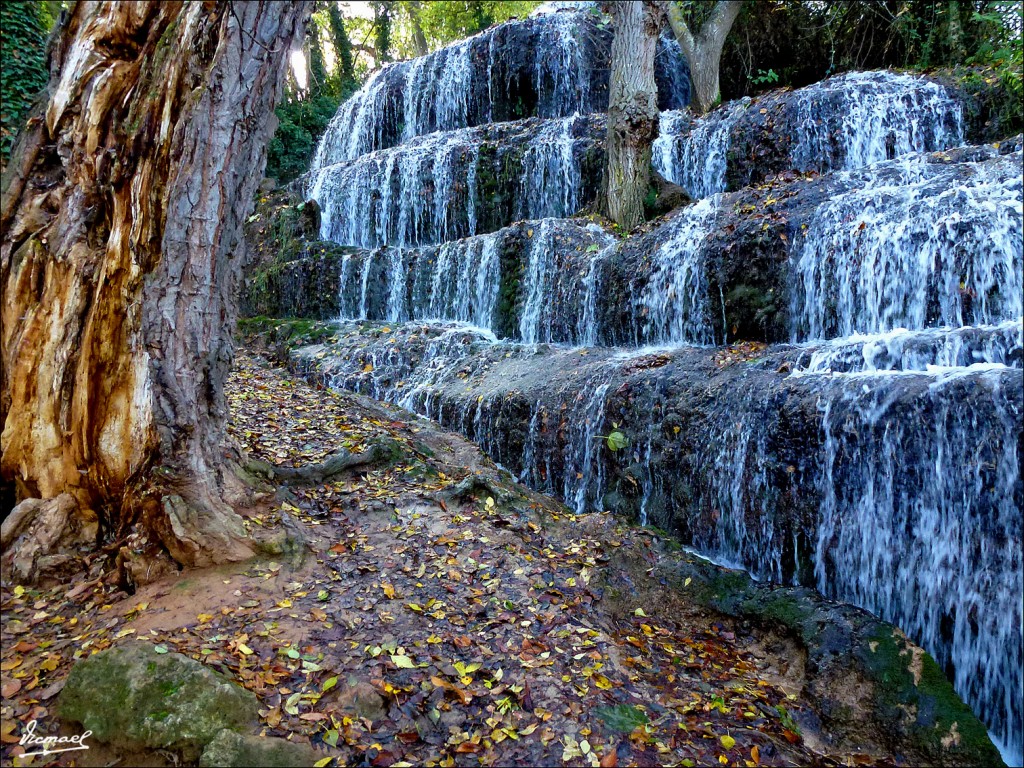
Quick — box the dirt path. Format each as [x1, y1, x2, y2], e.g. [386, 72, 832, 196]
[2, 352, 833, 767]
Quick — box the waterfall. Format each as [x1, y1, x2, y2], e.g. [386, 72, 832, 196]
[638, 195, 722, 345]
[297, 48, 1021, 759]
[791, 71, 965, 172]
[790, 151, 1023, 340]
[309, 116, 599, 250]
[653, 71, 965, 199]
[653, 102, 748, 199]
[814, 367, 1022, 761]
[791, 320, 1024, 374]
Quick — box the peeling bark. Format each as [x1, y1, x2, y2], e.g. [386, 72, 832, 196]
[602, 0, 665, 230]
[1, 1, 311, 578]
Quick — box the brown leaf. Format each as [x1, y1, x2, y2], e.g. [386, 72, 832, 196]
[600, 749, 618, 767]
[1, 679, 22, 698]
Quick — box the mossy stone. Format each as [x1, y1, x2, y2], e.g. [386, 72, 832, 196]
[199, 729, 319, 767]
[59, 642, 258, 754]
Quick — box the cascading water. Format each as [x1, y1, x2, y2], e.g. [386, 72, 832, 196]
[813, 366, 1022, 762]
[309, 116, 598, 250]
[790, 70, 965, 172]
[791, 319, 1024, 374]
[311, 6, 688, 170]
[653, 71, 965, 199]
[638, 194, 722, 345]
[790, 150, 1023, 340]
[297, 30, 1022, 758]
[653, 101, 748, 199]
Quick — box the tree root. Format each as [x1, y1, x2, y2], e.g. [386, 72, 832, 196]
[244, 437, 406, 487]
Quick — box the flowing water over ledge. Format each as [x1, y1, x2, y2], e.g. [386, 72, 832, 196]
[653, 70, 966, 199]
[320, 146, 1022, 348]
[309, 116, 603, 249]
[311, 9, 687, 169]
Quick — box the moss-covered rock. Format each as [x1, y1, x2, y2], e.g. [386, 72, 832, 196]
[59, 642, 258, 757]
[199, 729, 319, 767]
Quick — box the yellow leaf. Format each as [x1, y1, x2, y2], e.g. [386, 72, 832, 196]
[197, 613, 214, 623]
[314, 757, 333, 767]
[634, 608, 647, 617]
[276, 598, 293, 608]
[114, 628, 136, 639]
[237, 643, 254, 655]
[391, 654, 416, 668]
[593, 674, 613, 690]
[406, 603, 423, 612]
[382, 583, 396, 599]
[720, 734, 736, 749]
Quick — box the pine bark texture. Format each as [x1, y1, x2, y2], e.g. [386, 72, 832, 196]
[666, 0, 742, 114]
[603, 0, 664, 230]
[1, 1, 309, 576]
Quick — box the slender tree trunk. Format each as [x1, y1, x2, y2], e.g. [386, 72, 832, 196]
[602, 0, 665, 230]
[666, 0, 743, 114]
[408, 0, 429, 57]
[947, 0, 966, 61]
[1, 0, 310, 582]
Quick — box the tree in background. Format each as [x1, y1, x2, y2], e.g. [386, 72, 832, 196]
[1, 0, 309, 584]
[266, 1, 362, 183]
[602, 0, 666, 229]
[666, 0, 743, 114]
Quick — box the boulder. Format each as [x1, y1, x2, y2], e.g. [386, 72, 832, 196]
[59, 642, 258, 756]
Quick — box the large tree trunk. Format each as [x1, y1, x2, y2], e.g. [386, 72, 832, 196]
[666, 0, 742, 114]
[602, 0, 664, 230]
[1, 1, 310, 582]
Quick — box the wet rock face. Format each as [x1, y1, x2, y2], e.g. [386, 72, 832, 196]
[309, 115, 605, 250]
[289, 319, 1023, 761]
[649, 552, 1005, 767]
[59, 642, 258, 757]
[654, 70, 972, 199]
[240, 241, 358, 320]
[601, 144, 1023, 346]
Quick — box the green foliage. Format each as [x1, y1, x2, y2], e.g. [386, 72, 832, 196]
[750, 68, 779, 86]
[595, 423, 630, 452]
[410, 1, 540, 51]
[0, 0, 49, 163]
[965, 2, 1023, 130]
[265, 94, 340, 182]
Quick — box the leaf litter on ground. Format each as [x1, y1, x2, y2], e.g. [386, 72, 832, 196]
[1, 350, 842, 768]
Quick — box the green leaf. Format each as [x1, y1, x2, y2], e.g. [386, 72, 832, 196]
[594, 705, 649, 733]
[391, 654, 416, 668]
[153, 645, 169, 654]
[720, 734, 736, 749]
[606, 430, 627, 451]
[322, 675, 338, 692]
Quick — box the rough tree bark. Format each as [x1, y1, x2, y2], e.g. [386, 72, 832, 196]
[1, 0, 310, 582]
[602, 0, 665, 230]
[666, 0, 743, 114]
